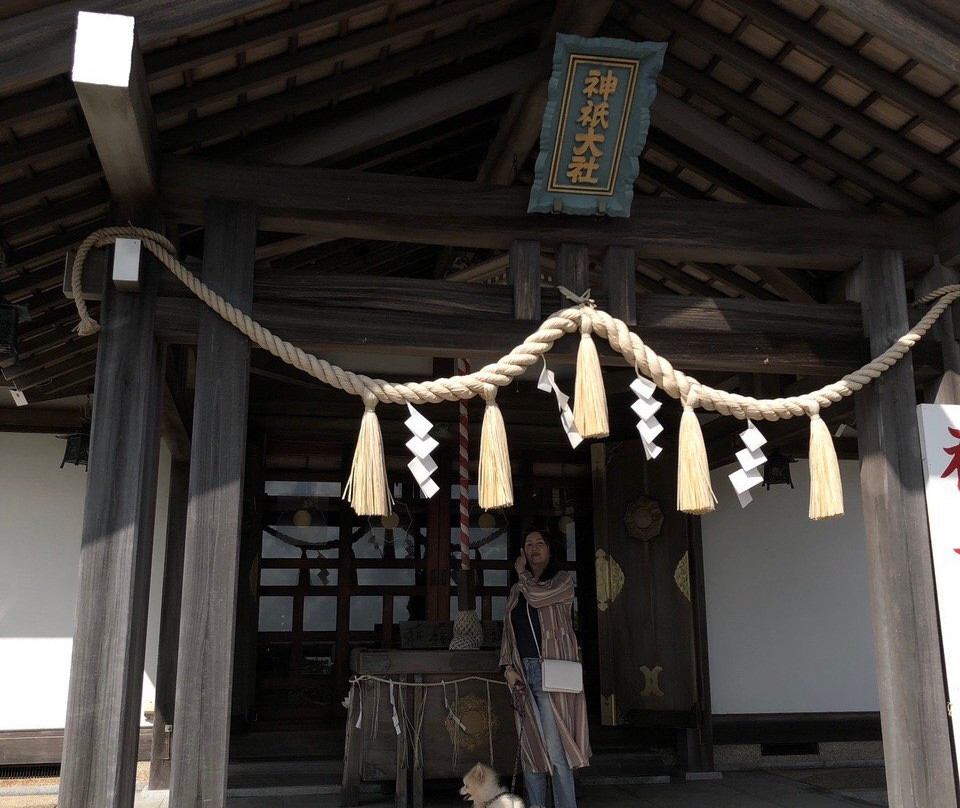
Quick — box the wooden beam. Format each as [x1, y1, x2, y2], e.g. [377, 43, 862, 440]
[724, 0, 960, 140]
[58, 238, 162, 808]
[0, 404, 81, 432]
[448, 253, 509, 283]
[169, 200, 255, 808]
[653, 91, 857, 211]
[748, 265, 820, 304]
[556, 244, 590, 292]
[633, 0, 960, 194]
[244, 48, 552, 165]
[71, 12, 158, 215]
[154, 286, 869, 376]
[817, 0, 960, 89]
[509, 240, 541, 320]
[936, 200, 960, 266]
[477, 0, 614, 185]
[0, 0, 275, 94]
[148, 458, 188, 790]
[637, 259, 720, 297]
[603, 245, 637, 325]
[160, 157, 936, 269]
[846, 250, 958, 808]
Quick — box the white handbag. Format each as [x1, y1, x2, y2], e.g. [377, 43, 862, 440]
[527, 603, 583, 694]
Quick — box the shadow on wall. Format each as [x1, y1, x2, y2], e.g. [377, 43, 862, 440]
[0, 432, 171, 730]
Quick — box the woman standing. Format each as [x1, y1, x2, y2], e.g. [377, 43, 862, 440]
[499, 529, 591, 808]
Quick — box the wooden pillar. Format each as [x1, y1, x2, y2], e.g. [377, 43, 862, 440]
[59, 248, 163, 808]
[169, 200, 255, 808]
[509, 239, 540, 320]
[847, 249, 958, 808]
[149, 458, 190, 789]
[232, 430, 265, 730]
[556, 243, 590, 293]
[602, 245, 637, 325]
[916, 260, 960, 404]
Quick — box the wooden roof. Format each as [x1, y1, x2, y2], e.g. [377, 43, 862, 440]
[1, 0, 959, 405]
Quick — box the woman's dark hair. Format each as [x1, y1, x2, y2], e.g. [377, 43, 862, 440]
[521, 527, 562, 581]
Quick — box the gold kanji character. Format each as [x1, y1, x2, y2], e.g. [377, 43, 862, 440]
[566, 154, 601, 184]
[582, 68, 619, 101]
[572, 127, 605, 159]
[578, 99, 610, 129]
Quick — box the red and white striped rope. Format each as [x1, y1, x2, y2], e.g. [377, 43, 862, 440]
[457, 357, 470, 570]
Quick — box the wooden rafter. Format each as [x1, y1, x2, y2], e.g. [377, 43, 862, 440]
[154, 0, 520, 119]
[477, 0, 614, 185]
[653, 90, 856, 210]
[816, 0, 960, 89]
[161, 6, 546, 153]
[630, 0, 960, 193]
[643, 46, 937, 214]
[245, 49, 552, 166]
[0, 0, 276, 94]
[723, 0, 960, 140]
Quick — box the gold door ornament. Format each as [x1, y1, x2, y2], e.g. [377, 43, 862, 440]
[595, 549, 625, 611]
[623, 495, 664, 541]
[674, 551, 691, 602]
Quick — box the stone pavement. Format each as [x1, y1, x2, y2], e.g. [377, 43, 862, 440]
[0, 767, 888, 808]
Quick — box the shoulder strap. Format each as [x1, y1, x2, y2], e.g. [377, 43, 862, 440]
[526, 600, 542, 659]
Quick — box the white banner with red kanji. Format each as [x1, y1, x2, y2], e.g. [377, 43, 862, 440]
[916, 403, 960, 765]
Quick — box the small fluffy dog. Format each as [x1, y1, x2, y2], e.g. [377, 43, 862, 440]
[460, 763, 525, 808]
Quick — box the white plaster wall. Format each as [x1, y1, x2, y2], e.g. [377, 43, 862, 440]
[0, 432, 170, 730]
[701, 459, 879, 714]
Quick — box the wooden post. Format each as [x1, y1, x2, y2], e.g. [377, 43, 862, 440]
[602, 245, 637, 325]
[847, 249, 958, 808]
[916, 260, 960, 404]
[509, 240, 540, 321]
[232, 430, 266, 730]
[556, 243, 590, 293]
[169, 199, 256, 808]
[58, 246, 162, 808]
[149, 458, 189, 790]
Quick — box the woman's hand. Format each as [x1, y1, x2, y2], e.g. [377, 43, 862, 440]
[514, 553, 526, 576]
[504, 667, 523, 691]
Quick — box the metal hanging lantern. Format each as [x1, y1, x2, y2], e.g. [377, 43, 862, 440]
[762, 449, 795, 490]
[59, 423, 91, 469]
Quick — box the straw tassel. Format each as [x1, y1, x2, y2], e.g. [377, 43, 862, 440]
[573, 318, 609, 439]
[343, 392, 394, 517]
[676, 390, 716, 515]
[478, 385, 513, 509]
[807, 407, 844, 520]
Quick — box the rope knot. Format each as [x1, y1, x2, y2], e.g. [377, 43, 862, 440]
[361, 389, 379, 411]
[480, 383, 497, 404]
[558, 286, 595, 308]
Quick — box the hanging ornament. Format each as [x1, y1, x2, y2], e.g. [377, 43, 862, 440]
[405, 403, 440, 498]
[630, 374, 663, 460]
[537, 358, 582, 448]
[728, 420, 767, 507]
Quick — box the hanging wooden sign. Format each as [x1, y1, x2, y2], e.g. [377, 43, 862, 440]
[528, 35, 666, 218]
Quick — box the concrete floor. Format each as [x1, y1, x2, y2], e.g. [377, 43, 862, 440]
[0, 769, 887, 808]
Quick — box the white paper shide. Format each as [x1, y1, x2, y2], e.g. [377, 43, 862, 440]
[405, 403, 440, 498]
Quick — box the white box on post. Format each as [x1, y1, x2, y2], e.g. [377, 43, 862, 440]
[112, 237, 142, 291]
